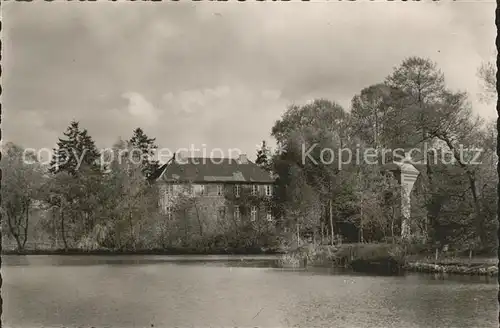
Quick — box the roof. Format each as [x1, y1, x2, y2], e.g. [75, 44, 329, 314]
[152, 157, 275, 184]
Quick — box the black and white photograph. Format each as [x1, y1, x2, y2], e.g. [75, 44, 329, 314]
[1, 1, 498, 327]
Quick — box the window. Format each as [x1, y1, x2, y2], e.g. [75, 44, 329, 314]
[250, 206, 257, 221]
[217, 184, 224, 196]
[159, 194, 165, 209]
[251, 185, 258, 196]
[266, 207, 273, 222]
[234, 185, 240, 198]
[234, 206, 240, 220]
[200, 185, 206, 195]
[265, 185, 273, 197]
[218, 206, 226, 219]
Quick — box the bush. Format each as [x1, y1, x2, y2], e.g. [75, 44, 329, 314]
[277, 243, 338, 268]
[334, 243, 405, 266]
[277, 253, 302, 268]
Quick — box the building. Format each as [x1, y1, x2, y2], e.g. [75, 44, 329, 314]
[152, 154, 276, 234]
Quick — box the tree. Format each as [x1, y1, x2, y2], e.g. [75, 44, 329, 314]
[49, 121, 101, 175]
[128, 128, 160, 180]
[102, 139, 159, 250]
[383, 57, 460, 246]
[273, 161, 322, 246]
[385, 56, 447, 151]
[255, 140, 272, 172]
[425, 90, 491, 248]
[271, 99, 351, 244]
[45, 121, 104, 249]
[477, 61, 496, 104]
[1, 143, 45, 250]
[41, 171, 76, 250]
[350, 83, 394, 149]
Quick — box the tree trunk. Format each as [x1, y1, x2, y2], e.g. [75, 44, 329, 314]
[52, 209, 58, 248]
[129, 211, 135, 250]
[360, 197, 364, 243]
[6, 209, 23, 251]
[60, 205, 68, 251]
[320, 223, 325, 244]
[466, 174, 485, 247]
[194, 202, 204, 237]
[184, 208, 189, 243]
[329, 200, 334, 245]
[391, 220, 394, 241]
[22, 203, 30, 249]
[296, 223, 300, 248]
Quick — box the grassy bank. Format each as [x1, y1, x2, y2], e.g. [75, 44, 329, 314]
[278, 243, 498, 276]
[403, 257, 498, 276]
[277, 244, 338, 268]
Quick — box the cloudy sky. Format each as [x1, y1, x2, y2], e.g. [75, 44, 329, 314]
[3, 1, 496, 162]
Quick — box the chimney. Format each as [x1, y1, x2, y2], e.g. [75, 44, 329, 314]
[238, 153, 248, 164]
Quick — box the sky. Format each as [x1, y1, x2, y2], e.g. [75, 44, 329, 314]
[2, 1, 496, 163]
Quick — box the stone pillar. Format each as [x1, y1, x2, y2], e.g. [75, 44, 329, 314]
[397, 162, 420, 240]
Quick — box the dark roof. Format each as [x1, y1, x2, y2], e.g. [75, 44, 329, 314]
[153, 157, 275, 183]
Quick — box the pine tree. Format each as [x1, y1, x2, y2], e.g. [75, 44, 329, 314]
[255, 140, 271, 172]
[49, 121, 101, 175]
[128, 128, 160, 179]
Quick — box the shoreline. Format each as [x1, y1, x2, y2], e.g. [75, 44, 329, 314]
[276, 243, 498, 277]
[403, 260, 498, 277]
[1, 248, 285, 256]
[3, 246, 498, 277]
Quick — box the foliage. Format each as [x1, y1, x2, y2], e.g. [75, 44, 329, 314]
[1, 143, 45, 250]
[49, 120, 101, 175]
[255, 140, 272, 172]
[477, 61, 496, 104]
[128, 127, 160, 180]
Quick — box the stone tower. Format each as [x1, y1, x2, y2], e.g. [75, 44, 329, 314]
[382, 159, 420, 240]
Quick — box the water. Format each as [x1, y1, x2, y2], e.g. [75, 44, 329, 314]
[2, 255, 498, 328]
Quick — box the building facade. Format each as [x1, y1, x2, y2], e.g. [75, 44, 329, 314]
[153, 154, 276, 234]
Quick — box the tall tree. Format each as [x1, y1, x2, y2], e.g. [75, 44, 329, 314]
[45, 122, 103, 249]
[426, 89, 490, 248]
[102, 139, 159, 249]
[128, 128, 160, 180]
[1, 143, 44, 250]
[383, 57, 449, 245]
[271, 99, 350, 242]
[350, 83, 392, 149]
[49, 121, 101, 175]
[255, 140, 272, 172]
[385, 56, 446, 151]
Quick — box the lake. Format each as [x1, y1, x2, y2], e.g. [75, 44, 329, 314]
[2, 255, 498, 328]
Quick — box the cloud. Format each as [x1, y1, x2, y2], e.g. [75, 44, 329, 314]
[2, 1, 496, 161]
[163, 86, 232, 114]
[154, 86, 286, 158]
[122, 92, 160, 126]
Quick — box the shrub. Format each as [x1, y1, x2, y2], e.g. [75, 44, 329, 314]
[277, 252, 302, 268]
